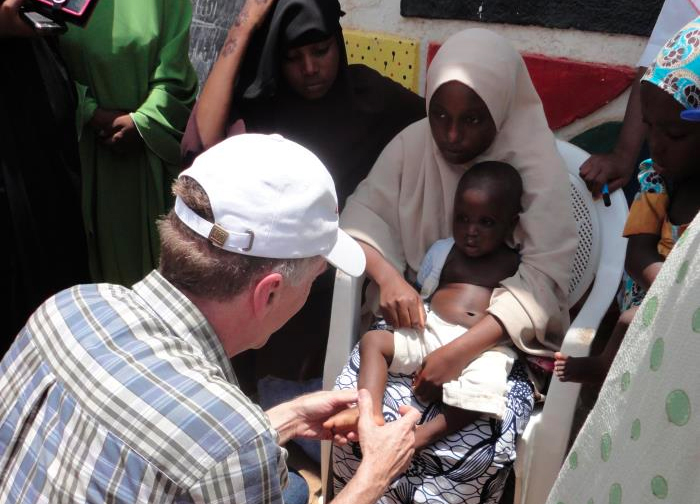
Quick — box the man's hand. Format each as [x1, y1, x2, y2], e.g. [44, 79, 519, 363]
[356, 389, 419, 479]
[378, 274, 425, 330]
[0, 0, 34, 37]
[267, 389, 359, 445]
[579, 151, 636, 198]
[413, 344, 466, 402]
[328, 390, 420, 504]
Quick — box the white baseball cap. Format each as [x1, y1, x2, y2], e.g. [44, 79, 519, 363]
[174, 134, 365, 277]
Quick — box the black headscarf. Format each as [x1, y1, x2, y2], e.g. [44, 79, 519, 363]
[237, 0, 346, 100]
[182, 0, 425, 207]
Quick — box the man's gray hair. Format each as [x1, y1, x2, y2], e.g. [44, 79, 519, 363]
[158, 176, 321, 301]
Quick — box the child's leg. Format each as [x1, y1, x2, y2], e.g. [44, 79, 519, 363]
[554, 306, 638, 384]
[324, 330, 395, 432]
[414, 405, 478, 449]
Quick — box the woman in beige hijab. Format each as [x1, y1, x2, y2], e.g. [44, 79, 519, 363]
[333, 28, 578, 502]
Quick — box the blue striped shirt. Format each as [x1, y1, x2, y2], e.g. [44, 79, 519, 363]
[0, 271, 287, 503]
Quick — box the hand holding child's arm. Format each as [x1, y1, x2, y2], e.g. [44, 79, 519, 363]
[331, 390, 420, 504]
[266, 389, 358, 445]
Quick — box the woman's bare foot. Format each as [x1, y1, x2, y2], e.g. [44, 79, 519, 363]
[553, 352, 609, 384]
[324, 407, 385, 435]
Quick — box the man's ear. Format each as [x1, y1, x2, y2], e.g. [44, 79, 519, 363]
[251, 273, 284, 317]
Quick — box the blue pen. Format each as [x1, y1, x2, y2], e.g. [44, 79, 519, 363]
[601, 183, 611, 207]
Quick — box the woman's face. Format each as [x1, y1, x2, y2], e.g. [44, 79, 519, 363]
[640, 81, 700, 181]
[281, 37, 340, 100]
[429, 81, 497, 164]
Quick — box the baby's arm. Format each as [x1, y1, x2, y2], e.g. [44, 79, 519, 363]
[413, 315, 506, 402]
[625, 234, 664, 290]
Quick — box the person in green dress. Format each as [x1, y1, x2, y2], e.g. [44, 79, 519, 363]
[60, 0, 198, 285]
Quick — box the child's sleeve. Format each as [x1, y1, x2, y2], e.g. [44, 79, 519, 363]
[623, 161, 669, 237]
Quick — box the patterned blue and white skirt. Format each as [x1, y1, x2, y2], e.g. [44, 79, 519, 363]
[332, 344, 535, 504]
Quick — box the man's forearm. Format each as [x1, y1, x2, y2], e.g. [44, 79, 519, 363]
[265, 402, 298, 446]
[333, 465, 392, 504]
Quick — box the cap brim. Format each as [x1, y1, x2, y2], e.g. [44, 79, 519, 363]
[681, 109, 700, 121]
[324, 229, 366, 277]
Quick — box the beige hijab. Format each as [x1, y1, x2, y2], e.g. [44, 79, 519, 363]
[341, 28, 578, 355]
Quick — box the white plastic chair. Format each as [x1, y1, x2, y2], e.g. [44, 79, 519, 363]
[513, 140, 627, 504]
[321, 140, 628, 503]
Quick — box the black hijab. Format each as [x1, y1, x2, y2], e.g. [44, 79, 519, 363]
[237, 0, 346, 100]
[183, 0, 425, 207]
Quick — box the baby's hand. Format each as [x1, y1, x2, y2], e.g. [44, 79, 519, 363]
[413, 346, 464, 402]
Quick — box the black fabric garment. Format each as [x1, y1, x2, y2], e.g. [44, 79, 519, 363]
[0, 37, 89, 357]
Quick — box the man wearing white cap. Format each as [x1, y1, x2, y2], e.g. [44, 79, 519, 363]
[0, 134, 419, 503]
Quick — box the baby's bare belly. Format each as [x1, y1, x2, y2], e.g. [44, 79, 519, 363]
[430, 283, 493, 328]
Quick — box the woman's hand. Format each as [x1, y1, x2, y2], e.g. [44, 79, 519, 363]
[0, 0, 34, 37]
[103, 113, 142, 154]
[89, 109, 142, 154]
[378, 274, 425, 330]
[237, 0, 277, 30]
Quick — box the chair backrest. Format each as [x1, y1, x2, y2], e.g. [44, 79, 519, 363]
[558, 139, 601, 308]
[515, 140, 628, 504]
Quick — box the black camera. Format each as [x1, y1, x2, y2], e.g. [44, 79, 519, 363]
[20, 0, 99, 34]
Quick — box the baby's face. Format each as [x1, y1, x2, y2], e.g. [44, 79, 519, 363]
[452, 187, 516, 258]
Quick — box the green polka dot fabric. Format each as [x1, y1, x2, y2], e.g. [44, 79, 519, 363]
[546, 212, 700, 503]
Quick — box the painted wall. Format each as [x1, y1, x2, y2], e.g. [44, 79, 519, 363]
[190, 0, 243, 89]
[188, 0, 656, 140]
[401, 0, 663, 36]
[338, 0, 651, 139]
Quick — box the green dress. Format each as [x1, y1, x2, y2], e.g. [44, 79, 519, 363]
[60, 0, 197, 285]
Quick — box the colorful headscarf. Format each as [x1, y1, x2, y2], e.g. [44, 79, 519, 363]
[642, 16, 700, 109]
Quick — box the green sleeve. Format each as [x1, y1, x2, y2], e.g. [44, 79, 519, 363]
[74, 81, 98, 138]
[132, 0, 198, 167]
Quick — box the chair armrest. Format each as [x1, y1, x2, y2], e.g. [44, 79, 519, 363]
[322, 270, 365, 392]
[321, 270, 364, 502]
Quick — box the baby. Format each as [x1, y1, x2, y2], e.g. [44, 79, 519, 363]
[325, 161, 523, 448]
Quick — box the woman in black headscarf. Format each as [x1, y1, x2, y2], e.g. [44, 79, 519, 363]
[182, 0, 425, 383]
[183, 0, 424, 207]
